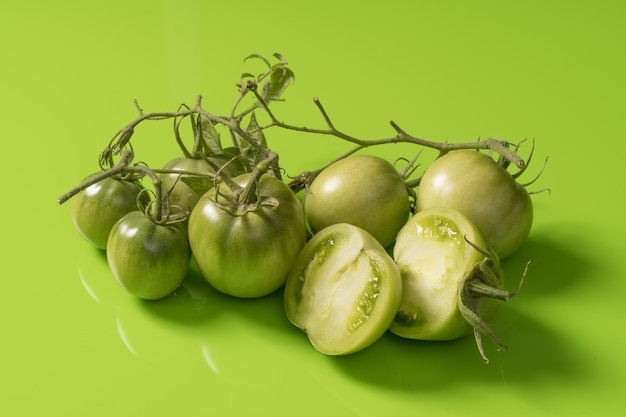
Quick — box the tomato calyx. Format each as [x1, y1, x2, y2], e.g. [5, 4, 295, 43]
[207, 151, 282, 217]
[457, 237, 528, 363]
[214, 187, 280, 217]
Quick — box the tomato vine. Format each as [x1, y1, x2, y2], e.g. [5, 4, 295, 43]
[59, 52, 533, 214]
[57, 52, 542, 362]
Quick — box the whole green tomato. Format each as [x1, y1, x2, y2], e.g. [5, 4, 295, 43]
[107, 211, 191, 300]
[284, 223, 402, 355]
[188, 173, 307, 298]
[70, 176, 146, 249]
[304, 155, 411, 248]
[392, 206, 516, 362]
[417, 150, 533, 259]
[160, 147, 247, 212]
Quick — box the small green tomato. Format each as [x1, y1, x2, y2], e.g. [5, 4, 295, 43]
[70, 176, 147, 249]
[160, 148, 248, 212]
[107, 211, 191, 300]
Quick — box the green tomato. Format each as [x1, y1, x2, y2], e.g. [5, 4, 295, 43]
[160, 148, 247, 212]
[107, 211, 191, 300]
[188, 173, 307, 298]
[160, 157, 214, 212]
[70, 176, 146, 249]
[392, 207, 514, 362]
[417, 150, 533, 259]
[284, 223, 402, 355]
[304, 155, 411, 248]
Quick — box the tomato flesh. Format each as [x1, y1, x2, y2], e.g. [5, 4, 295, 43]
[285, 223, 402, 355]
[391, 207, 502, 341]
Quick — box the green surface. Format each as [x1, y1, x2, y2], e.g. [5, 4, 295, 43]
[2, 0, 625, 415]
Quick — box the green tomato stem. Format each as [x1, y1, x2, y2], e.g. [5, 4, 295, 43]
[58, 149, 172, 224]
[57, 149, 135, 205]
[457, 257, 529, 363]
[130, 165, 164, 222]
[465, 279, 512, 302]
[236, 151, 279, 210]
[457, 286, 508, 364]
[173, 106, 194, 159]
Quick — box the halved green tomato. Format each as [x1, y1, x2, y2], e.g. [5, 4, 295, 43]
[391, 207, 518, 362]
[284, 223, 402, 355]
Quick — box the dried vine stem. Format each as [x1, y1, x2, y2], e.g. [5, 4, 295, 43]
[59, 53, 535, 232]
[93, 89, 528, 196]
[58, 149, 171, 222]
[257, 93, 525, 167]
[81, 53, 530, 205]
[245, 90, 527, 190]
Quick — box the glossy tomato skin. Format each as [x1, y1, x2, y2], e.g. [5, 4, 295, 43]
[107, 211, 191, 300]
[70, 176, 146, 249]
[160, 148, 247, 212]
[188, 173, 307, 298]
[304, 155, 411, 248]
[417, 150, 533, 259]
[160, 157, 214, 212]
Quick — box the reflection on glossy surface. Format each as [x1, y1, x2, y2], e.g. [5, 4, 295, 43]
[78, 248, 121, 307]
[201, 344, 221, 376]
[79, 251, 312, 386]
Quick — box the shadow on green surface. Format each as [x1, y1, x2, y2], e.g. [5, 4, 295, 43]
[135, 260, 293, 332]
[77, 245, 295, 333]
[329, 308, 587, 391]
[502, 228, 592, 297]
[328, 228, 593, 390]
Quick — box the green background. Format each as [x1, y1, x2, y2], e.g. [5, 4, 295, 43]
[2, 0, 625, 415]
